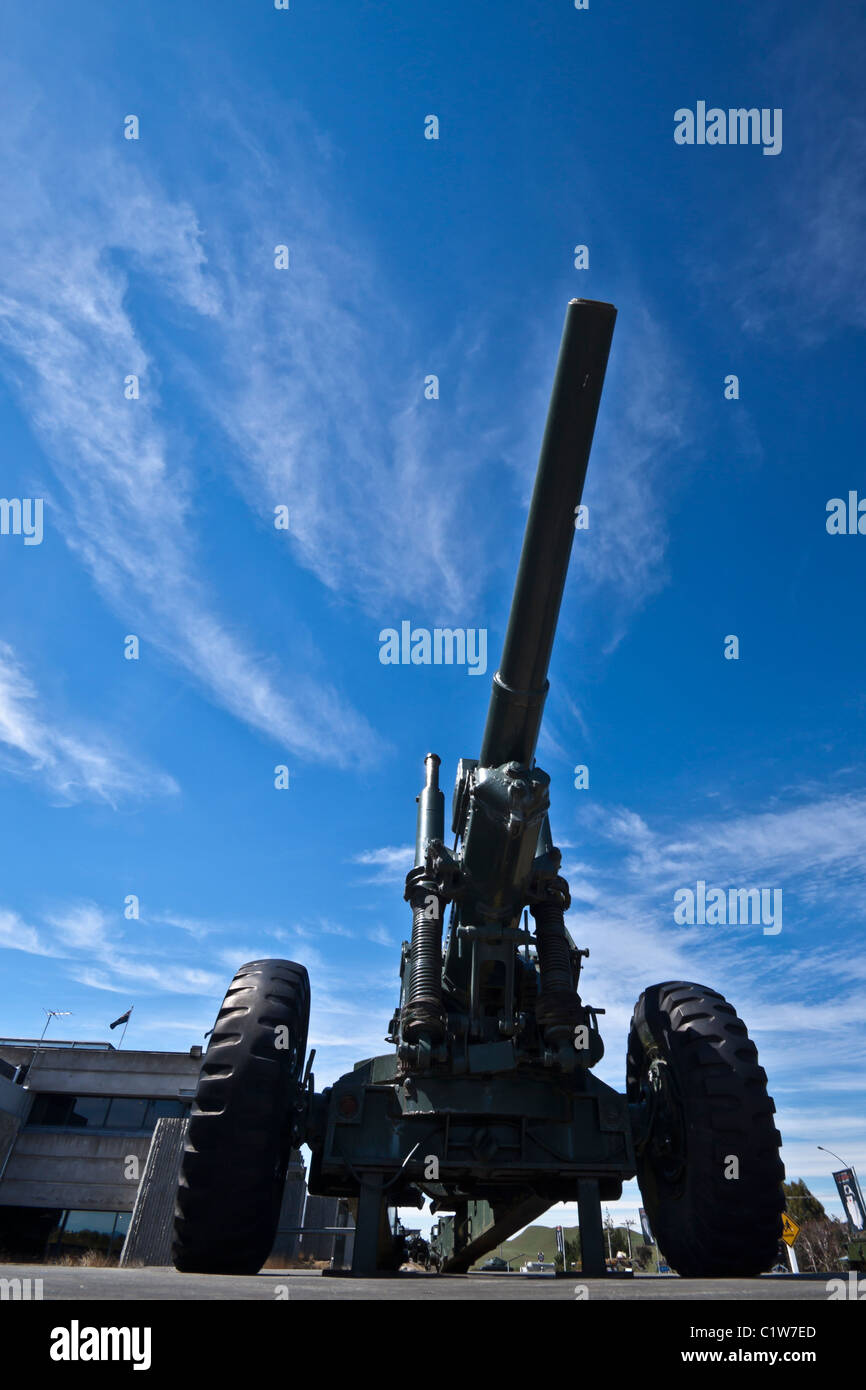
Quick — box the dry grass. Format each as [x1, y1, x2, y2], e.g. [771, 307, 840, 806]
[262, 1252, 330, 1271]
[53, 1250, 119, 1268]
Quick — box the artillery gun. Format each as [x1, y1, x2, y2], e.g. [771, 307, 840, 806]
[173, 300, 785, 1277]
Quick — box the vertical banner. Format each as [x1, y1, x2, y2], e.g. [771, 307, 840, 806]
[833, 1169, 866, 1231]
[639, 1207, 654, 1244]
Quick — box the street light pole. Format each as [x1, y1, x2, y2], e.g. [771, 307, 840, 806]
[818, 1145, 854, 1169]
[817, 1145, 865, 1233]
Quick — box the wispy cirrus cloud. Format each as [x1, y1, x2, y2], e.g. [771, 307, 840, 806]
[0, 897, 227, 998]
[0, 908, 55, 957]
[178, 97, 502, 620]
[599, 790, 866, 906]
[566, 789, 866, 1153]
[47, 902, 225, 996]
[0, 68, 686, 789]
[48, 904, 114, 953]
[700, 8, 866, 343]
[0, 91, 383, 771]
[68, 961, 224, 996]
[351, 845, 414, 884]
[291, 918, 355, 940]
[572, 304, 685, 632]
[504, 296, 688, 651]
[149, 912, 221, 941]
[0, 641, 177, 805]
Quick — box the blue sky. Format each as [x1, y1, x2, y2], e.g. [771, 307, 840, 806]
[0, 1, 864, 1232]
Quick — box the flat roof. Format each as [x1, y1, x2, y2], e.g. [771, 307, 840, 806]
[0, 1039, 116, 1050]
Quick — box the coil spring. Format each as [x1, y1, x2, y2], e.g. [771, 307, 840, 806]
[531, 898, 580, 1032]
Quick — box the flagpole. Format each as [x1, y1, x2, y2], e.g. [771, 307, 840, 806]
[118, 1013, 132, 1050]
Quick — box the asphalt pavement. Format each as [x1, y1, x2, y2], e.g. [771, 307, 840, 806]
[0, 1265, 840, 1300]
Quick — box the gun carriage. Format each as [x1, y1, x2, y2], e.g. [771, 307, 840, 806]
[173, 300, 785, 1277]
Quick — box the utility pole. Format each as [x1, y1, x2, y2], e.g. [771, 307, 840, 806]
[624, 1218, 634, 1261]
[603, 1207, 614, 1261]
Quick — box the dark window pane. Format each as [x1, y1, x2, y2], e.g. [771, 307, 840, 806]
[69, 1096, 110, 1128]
[105, 1097, 148, 1129]
[27, 1093, 73, 1126]
[56, 1210, 117, 1257]
[146, 1098, 186, 1125]
[62, 1210, 117, 1236]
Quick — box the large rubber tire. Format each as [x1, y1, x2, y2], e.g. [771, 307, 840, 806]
[627, 981, 785, 1278]
[172, 959, 310, 1274]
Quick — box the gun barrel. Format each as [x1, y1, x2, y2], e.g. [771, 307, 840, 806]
[479, 298, 616, 769]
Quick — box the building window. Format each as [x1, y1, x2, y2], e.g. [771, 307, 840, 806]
[28, 1094, 74, 1127]
[0, 1205, 63, 1260]
[103, 1097, 148, 1130]
[46, 1209, 132, 1260]
[147, 1097, 188, 1123]
[27, 1094, 189, 1131]
[70, 1096, 110, 1128]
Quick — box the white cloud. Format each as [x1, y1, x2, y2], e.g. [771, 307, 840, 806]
[574, 304, 683, 628]
[505, 298, 687, 644]
[0, 115, 383, 770]
[66, 969, 128, 996]
[564, 790, 866, 1150]
[149, 912, 220, 941]
[699, 15, 866, 343]
[48, 904, 113, 952]
[600, 791, 866, 903]
[182, 105, 494, 618]
[0, 642, 177, 805]
[0, 907, 55, 957]
[351, 845, 414, 884]
[1, 897, 227, 999]
[290, 919, 355, 940]
[0, 76, 689, 791]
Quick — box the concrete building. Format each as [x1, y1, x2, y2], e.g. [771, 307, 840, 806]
[0, 1037, 355, 1267]
[0, 1037, 199, 1260]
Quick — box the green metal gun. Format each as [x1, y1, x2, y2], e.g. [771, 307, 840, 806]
[174, 301, 785, 1278]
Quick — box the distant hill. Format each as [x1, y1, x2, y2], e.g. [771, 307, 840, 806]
[478, 1224, 566, 1269]
[472, 1222, 657, 1271]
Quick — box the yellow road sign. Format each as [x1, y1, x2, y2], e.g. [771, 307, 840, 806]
[781, 1212, 800, 1246]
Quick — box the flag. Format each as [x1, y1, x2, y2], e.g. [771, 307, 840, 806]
[833, 1169, 866, 1232]
[639, 1207, 654, 1244]
[109, 1008, 133, 1030]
